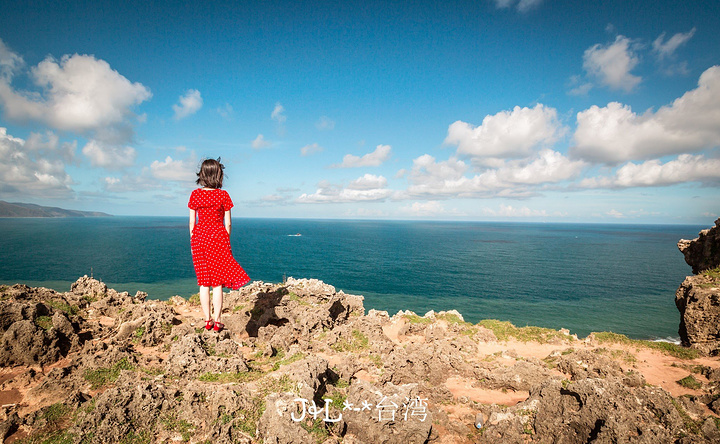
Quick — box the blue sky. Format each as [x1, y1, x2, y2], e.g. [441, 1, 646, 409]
[0, 0, 719, 223]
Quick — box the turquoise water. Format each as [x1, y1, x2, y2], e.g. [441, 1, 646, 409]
[0, 217, 704, 340]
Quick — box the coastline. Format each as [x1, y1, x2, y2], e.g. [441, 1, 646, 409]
[1, 276, 719, 443]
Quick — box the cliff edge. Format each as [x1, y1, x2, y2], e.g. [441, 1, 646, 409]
[1, 276, 719, 443]
[676, 219, 720, 354]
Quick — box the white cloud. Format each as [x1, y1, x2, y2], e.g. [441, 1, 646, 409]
[653, 28, 696, 60]
[445, 104, 563, 162]
[483, 204, 548, 217]
[572, 65, 720, 164]
[348, 174, 387, 190]
[343, 208, 388, 218]
[271, 102, 286, 123]
[405, 150, 585, 198]
[297, 175, 391, 203]
[583, 36, 641, 92]
[0, 127, 73, 197]
[606, 209, 624, 218]
[492, 0, 544, 13]
[103, 173, 161, 193]
[251, 134, 271, 150]
[0, 52, 151, 133]
[333, 144, 391, 168]
[400, 201, 464, 217]
[150, 155, 197, 182]
[300, 143, 323, 156]
[579, 154, 720, 189]
[173, 89, 203, 120]
[0, 39, 24, 81]
[316, 116, 335, 130]
[82, 140, 136, 169]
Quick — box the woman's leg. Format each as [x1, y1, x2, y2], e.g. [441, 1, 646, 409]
[199, 286, 211, 321]
[212, 285, 223, 322]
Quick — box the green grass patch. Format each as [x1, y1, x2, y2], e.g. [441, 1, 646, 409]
[703, 265, 720, 280]
[118, 429, 153, 444]
[324, 391, 346, 409]
[83, 357, 134, 389]
[232, 304, 246, 313]
[331, 329, 369, 352]
[233, 396, 265, 438]
[35, 316, 53, 331]
[332, 377, 350, 388]
[676, 375, 702, 389]
[188, 293, 200, 305]
[402, 314, 434, 325]
[161, 414, 194, 442]
[288, 292, 310, 306]
[271, 352, 305, 371]
[477, 319, 571, 343]
[368, 353, 383, 368]
[46, 300, 79, 316]
[592, 332, 700, 360]
[197, 370, 263, 383]
[300, 417, 330, 443]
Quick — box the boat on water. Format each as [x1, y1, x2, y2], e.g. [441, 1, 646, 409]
[287, 233, 302, 237]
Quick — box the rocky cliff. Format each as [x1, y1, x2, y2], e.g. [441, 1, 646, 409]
[1, 276, 719, 443]
[676, 219, 720, 354]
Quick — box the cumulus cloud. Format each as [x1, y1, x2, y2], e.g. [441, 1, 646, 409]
[82, 140, 136, 169]
[653, 28, 696, 60]
[572, 65, 720, 164]
[297, 175, 391, 203]
[150, 155, 197, 182]
[333, 144, 391, 168]
[405, 150, 585, 198]
[0, 127, 74, 197]
[300, 143, 323, 156]
[251, 134, 271, 150]
[173, 89, 203, 120]
[492, 0, 544, 13]
[315, 116, 335, 131]
[348, 174, 388, 190]
[606, 209, 624, 218]
[579, 154, 720, 188]
[271, 102, 286, 123]
[582, 36, 641, 92]
[483, 204, 548, 217]
[0, 51, 151, 133]
[445, 104, 564, 162]
[0, 39, 24, 81]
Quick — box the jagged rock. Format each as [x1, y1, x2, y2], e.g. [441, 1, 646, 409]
[70, 275, 108, 298]
[257, 392, 316, 444]
[165, 333, 247, 378]
[676, 219, 720, 355]
[477, 359, 559, 391]
[115, 301, 180, 346]
[340, 379, 433, 444]
[380, 338, 472, 386]
[0, 304, 85, 367]
[678, 219, 720, 274]
[482, 378, 685, 443]
[676, 275, 720, 354]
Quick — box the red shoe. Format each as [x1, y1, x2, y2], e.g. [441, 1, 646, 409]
[213, 322, 224, 332]
[204, 319, 215, 330]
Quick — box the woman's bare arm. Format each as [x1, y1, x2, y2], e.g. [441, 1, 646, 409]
[224, 209, 232, 236]
[189, 208, 196, 236]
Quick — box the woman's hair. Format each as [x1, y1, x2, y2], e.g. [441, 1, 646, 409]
[196, 158, 225, 189]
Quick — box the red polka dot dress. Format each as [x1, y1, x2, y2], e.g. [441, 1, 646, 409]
[188, 188, 250, 289]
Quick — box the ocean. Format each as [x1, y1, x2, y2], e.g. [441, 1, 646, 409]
[0, 217, 705, 341]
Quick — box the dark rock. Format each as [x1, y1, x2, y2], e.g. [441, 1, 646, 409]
[676, 275, 720, 353]
[678, 219, 720, 274]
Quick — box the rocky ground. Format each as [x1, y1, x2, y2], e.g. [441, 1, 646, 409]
[1, 274, 720, 444]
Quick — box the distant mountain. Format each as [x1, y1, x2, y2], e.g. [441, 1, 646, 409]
[0, 201, 112, 217]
